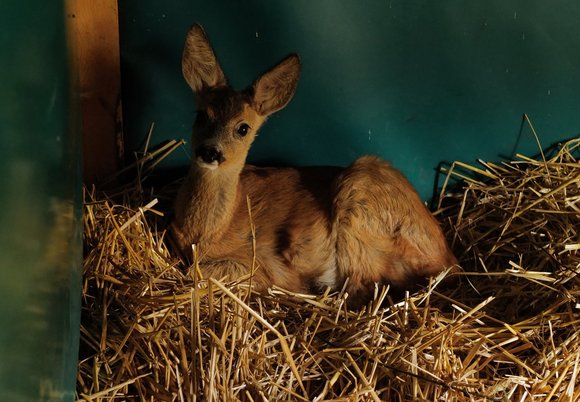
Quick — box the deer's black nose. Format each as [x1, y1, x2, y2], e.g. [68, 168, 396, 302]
[195, 145, 225, 165]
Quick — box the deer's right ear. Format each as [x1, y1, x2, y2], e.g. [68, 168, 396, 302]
[182, 24, 227, 93]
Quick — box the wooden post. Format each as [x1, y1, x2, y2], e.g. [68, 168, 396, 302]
[66, 0, 122, 184]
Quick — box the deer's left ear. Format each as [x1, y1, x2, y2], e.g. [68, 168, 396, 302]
[252, 54, 300, 117]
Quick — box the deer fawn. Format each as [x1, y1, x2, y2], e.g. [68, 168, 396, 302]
[172, 24, 457, 306]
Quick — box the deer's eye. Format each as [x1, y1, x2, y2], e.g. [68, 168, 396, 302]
[236, 123, 250, 137]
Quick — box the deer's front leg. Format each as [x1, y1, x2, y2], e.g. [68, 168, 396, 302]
[194, 259, 257, 286]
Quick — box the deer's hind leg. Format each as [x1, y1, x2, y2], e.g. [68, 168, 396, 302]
[332, 156, 456, 305]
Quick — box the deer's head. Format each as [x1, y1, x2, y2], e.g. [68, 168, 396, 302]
[182, 24, 300, 173]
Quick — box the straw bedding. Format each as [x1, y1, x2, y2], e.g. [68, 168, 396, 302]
[77, 135, 579, 401]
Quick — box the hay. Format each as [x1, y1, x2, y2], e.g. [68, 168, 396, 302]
[77, 134, 579, 401]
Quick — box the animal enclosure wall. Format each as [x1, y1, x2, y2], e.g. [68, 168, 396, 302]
[0, 1, 82, 401]
[118, 0, 580, 199]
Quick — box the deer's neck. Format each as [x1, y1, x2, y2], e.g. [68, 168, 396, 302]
[174, 166, 242, 247]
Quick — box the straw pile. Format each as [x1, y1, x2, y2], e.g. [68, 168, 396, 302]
[77, 135, 579, 401]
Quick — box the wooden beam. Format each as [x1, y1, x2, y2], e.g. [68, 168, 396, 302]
[66, 0, 122, 184]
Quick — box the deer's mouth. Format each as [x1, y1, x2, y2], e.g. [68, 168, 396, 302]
[196, 159, 220, 170]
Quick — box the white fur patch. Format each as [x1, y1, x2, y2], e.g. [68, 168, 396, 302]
[316, 264, 338, 289]
[197, 158, 219, 170]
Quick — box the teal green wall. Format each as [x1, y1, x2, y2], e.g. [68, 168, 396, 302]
[120, 1, 580, 199]
[0, 1, 81, 401]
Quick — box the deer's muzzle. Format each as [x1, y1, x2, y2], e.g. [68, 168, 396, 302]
[195, 145, 225, 169]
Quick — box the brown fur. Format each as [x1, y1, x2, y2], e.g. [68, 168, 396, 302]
[172, 24, 457, 306]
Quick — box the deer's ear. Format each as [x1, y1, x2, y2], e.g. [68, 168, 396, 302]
[182, 24, 227, 93]
[252, 54, 300, 116]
